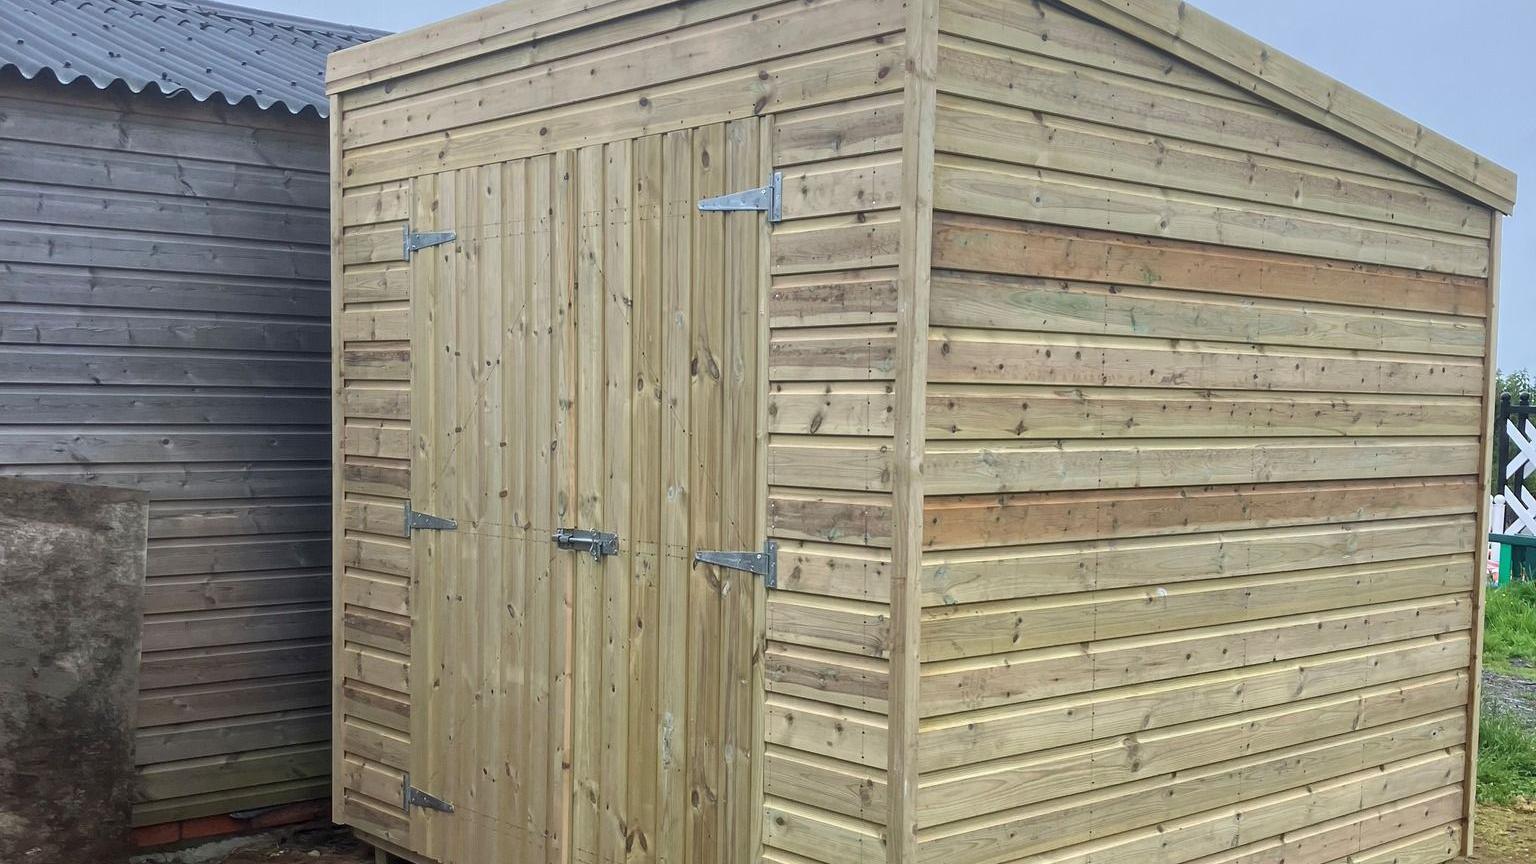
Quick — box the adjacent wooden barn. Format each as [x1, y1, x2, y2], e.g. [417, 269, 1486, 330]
[326, 1, 1514, 863]
[0, 0, 380, 831]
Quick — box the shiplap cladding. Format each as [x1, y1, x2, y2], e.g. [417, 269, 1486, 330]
[0, 69, 331, 826]
[912, 2, 1493, 864]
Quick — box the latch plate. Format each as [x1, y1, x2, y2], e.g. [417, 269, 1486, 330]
[697, 172, 782, 222]
[404, 501, 457, 537]
[402, 773, 454, 814]
[403, 226, 456, 259]
[694, 539, 779, 588]
[554, 528, 620, 560]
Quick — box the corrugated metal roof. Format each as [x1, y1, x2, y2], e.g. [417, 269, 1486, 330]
[1, 0, 386, 116]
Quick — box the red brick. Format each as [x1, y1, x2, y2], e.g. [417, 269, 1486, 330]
[130, 823, 181, 848]
[249, 799, 331, 830]
[179, 814, 245, 840]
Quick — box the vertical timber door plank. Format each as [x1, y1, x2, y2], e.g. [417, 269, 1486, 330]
[407, 170, 440, 858]
[720, 116, 762, 864]
[629, 133, 666, 864]
[602, 138, 637, 864]
[476, 162, 509, 864]
[688, 122, 727, 864]
[658, 128, 694, 864]
[573, 142, 608, 861]
[551, 149, 579, 864]
[504, 157, 534, 864]
[528, 154, 556, 864]
[748, 114, 774, 864]
[448, 166, 479, 864]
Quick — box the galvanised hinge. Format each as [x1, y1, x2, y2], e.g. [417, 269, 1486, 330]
[402, 225, 456, 259]
[403, 501, 457, 537]
[694, 539, 779, 589]
[402, 773, 454, 814]
[697, 172, 782, 222]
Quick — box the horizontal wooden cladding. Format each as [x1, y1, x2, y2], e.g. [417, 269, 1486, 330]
[768, 593, 890, 658]
[0, 137, 327, 210]
[341, 36, 903, 189]
[918, 747, 1464, 864]
[915, 671, 1468, 828]
[766, 745, 888, 824]
[937, 0, 1263, 104]
[766, 641, 888, 713]
[1, 264, 329, 318]
[929, 330, 1482, 397]
[914, 716, 1465, 864]
[341, 182, 410, 227]
[931, 215, 1487, 318]
[923, 474, 1476, 551]
[1190, 793, 1461, 864]
[771, 210, 901, 275]
[921, 553, 1471, 660]
[769, 269, 898, 328]
[773, 95, 903, 167]
[778, 383, 1482, 440]
[766, 694, 888, 769]
[933, 32, 1433, 193]
[770, 383, 895, 437]
[917, 632, 1470, 772]
[135, 707, 330, 766]
[929, 271, 1485, 357]
[920, 593, 1471, 716]
[926, 385, 1481, 441]
[930, 154, 1489, 277]
[342, 264, 410, 304]
[770, 487, 893, 547]
[139, 638, 327, 691]
[922, 514, 1475, 606]
[762, 797, 885, 864]
[774, 435, 1477, 495]
[929, 436, 1478, 495]
[0, 180, 329, 246]
[780, 154, 902, 220]
[338, 0, 903, 150]
[933, 96, 1490, 240]
[0, 346, 328, 388]
[0, 221, 328, 280]
[771, 326, 898, 381]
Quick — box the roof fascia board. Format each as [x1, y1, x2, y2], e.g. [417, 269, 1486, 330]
[1054, 0, 1516, 214]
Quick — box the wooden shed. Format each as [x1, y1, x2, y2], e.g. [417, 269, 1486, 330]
[326, 1, 1514, 863]
[0, 0, 380, 832]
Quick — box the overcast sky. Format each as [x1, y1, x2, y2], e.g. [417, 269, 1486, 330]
[283, 0, 1535, 371]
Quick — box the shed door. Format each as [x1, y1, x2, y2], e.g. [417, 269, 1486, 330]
[406, 123, 767, 864]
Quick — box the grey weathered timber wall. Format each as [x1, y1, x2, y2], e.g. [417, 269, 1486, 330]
[0, 68, 332, 826]
[0, 477, 148, 864]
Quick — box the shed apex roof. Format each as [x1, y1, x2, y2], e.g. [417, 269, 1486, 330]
[327, 0, 1515, 214]
[3, 0, 387, 116]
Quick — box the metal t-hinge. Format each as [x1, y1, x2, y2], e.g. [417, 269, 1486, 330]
[697, 172, 782, 222]
[694, 540, 779, 588]
[403, 501, 457, 537]
[554, 528, 620, 561]
[403, 225, 456, 259]
[402, 774, 454, 814]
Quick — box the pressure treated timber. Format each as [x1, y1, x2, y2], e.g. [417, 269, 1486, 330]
[330, 1, 1509, 863]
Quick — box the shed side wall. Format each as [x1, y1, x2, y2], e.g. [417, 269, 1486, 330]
[0, 71, 333, 826]
[914, 2, 1490, 864]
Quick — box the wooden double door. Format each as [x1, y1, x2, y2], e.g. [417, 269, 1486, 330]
[404, 122, 767, 864]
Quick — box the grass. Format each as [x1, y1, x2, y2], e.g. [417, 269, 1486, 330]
[1480, 708, 1536, 806]
[1485, 580, 1536, 680]
[1480, 580, 1536, 806]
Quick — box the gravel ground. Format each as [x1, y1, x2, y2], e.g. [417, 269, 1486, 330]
[1483, 667, 1536, 726]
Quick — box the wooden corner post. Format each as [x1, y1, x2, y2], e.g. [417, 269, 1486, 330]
[888, 0, 938, 860]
